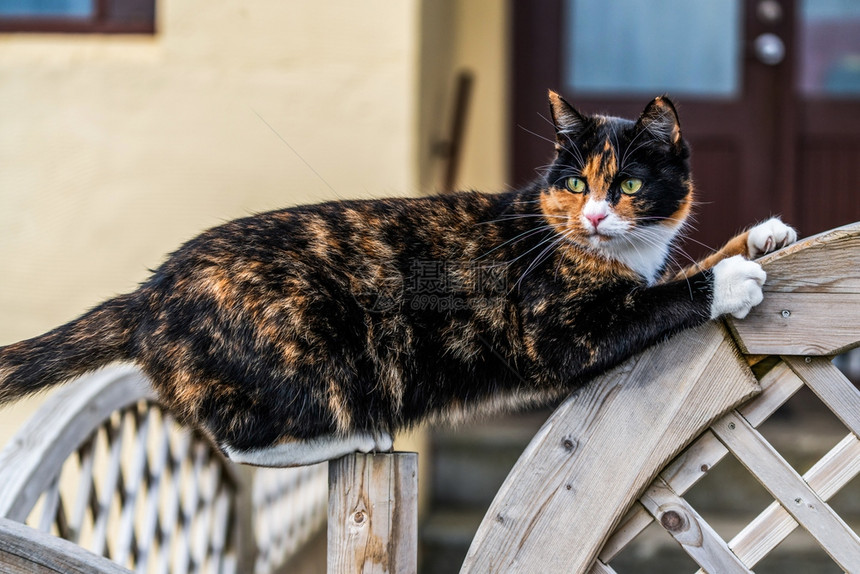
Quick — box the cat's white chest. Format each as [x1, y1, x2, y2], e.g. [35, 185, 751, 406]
[600, 226, 678, 284]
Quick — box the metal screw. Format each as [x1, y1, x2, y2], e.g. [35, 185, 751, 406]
[805, 357, 812, 363]
[781, 309, 791, 318]
[728, 422, 736, 430]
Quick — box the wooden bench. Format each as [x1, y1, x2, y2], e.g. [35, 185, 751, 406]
[330, 222, 860, 573]
[2, 222, 859, 573]
[0, 367, 328, 573]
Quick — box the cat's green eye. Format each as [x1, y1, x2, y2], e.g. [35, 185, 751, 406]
[566, 177, 586, 193]
[620, 178, 643, 195]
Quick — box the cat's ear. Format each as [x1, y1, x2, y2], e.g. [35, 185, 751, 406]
[635, 96, 683, 149]
[548, 90, 587, 141]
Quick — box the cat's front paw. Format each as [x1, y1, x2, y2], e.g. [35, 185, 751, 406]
[747, 217, 797, 258]
[710, 255, 766, 319]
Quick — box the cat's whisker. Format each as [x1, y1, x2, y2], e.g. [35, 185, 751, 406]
[476, 214, 567, 226]
[489, 227, 573, 271]
[518, 124, 556, 146]
[476, 221, 572, 260]
[536, 112, 556, 130]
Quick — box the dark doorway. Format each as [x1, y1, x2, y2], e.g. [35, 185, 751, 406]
[512, 0, 860, 258]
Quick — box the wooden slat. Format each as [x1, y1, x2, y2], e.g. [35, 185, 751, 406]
[37, 477, 61, 534]
[175, 436, 203, 574]
[0, 517, 132, 574]
[639, 477, 750, 573]
[728, 293, 860, 355]
[706, 433, 860, 571]
[115, 407, 150, 567]
[328, 452, 418, 574]
[739, 221, 860, 293]
[728, 221, 860, 355]
[191, 447, 219, 572]
[713, 411, 860, 571]
[785, 356, 860, 438]
[595, 360, 801, 564]
[587, 559, 618, 574]
[0, 366, 154, 522]
[460, 322, 759, 574]
[210, 488, 231, 574]
[157, 422, 190, 574]
[137, 408, 170, 573]
[91, 414, 127, 559]
[70, 436, 98, 544]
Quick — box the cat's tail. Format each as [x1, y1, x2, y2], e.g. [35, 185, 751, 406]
[0, 293, 139, 405]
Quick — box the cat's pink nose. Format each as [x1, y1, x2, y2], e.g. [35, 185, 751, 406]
[586, 213, 606, 228]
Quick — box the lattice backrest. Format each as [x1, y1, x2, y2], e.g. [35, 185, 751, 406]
[0, 366, 242, 574]
[251, 464, 327, 574]
[590, 358, 860, 573]
[461, 222, 860, 573]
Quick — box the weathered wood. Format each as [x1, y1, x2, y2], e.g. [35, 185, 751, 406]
[0, 366, 154, 521]
[713, 411, 860, 571]
[595, 360, 804, 564]
[639, 476, 750, 573]
[0, 367, 244, 574]
[588, 559, 618, 574]
[728, 221, 860, 355]
[0, 516, 131, 574]
[460, 322, 759, 574]
[328, 452, 418, 574]
[785, 356, 860, 438]
[709, 433, 860, 571]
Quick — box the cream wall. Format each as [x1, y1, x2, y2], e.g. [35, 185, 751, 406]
[418, 0, 509, 193]
[0, 0, 422, 445]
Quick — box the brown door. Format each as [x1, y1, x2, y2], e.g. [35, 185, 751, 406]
[512, 0, 860, 258]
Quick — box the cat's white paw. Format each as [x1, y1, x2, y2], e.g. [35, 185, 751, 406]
[374, 432, 394, 452]
[355, 433, 377, 453]
[710, 255, 767, 319]
[355, 432, 393, 453]
[747, 217, 797, 258]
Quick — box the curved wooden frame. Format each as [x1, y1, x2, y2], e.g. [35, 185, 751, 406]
[0, 516, 131, 574]
[0, 366, 160, 521]
[0, 365, 246, 573]
[458, 222, 860, 573]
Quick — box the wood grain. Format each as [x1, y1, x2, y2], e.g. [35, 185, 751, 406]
[0, 366, 153, 521]
[460, 322, 759, 574]
[639, 476, 751, 573]
[713, 411, 860, 571]
[785, 356, 860, 437]
[0, 516, 131, 574]
[718, 434, 860, 570]
[328, 452, 418, 574]
[596, 361, 803, 564]
[728, 221, 860, 355]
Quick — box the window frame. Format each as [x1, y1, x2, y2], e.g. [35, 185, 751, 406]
[0, 0, 155, 34]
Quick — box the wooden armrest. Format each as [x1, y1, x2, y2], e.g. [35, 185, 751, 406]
[0, 517, 131, 574]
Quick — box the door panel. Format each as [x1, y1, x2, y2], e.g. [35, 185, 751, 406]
[513, 0, 860, 258]
[796, 0, 860, 234]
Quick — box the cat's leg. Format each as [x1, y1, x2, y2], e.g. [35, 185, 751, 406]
[223, 431, 394, 468]
[667, 217, 796, 281]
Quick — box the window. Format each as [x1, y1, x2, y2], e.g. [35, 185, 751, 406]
[0, 0, 155, 33]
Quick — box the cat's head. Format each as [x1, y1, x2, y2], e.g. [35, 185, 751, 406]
[540, 91, 693, 281]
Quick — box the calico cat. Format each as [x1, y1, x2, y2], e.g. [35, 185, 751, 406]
[0, 92, 795, 467]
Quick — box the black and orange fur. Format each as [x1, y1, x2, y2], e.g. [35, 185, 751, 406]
[0, 93, 777, 462]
